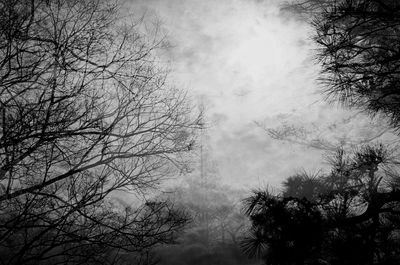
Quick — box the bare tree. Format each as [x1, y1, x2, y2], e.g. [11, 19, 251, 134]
[281, 0, 330, 18]
[256, 112, 395, 152]
[0, 0, 198, 264]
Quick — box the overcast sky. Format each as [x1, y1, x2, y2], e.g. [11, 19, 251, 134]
[127, 0, 395, 190]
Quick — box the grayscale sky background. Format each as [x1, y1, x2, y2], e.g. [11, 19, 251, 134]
[127, 0, 394, 190]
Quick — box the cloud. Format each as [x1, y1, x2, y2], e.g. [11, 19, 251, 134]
[126, 0, 394, 189]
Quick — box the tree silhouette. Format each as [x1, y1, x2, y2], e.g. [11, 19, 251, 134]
[0, 0, 198, 264]
[243, 146, 400, 265]
[313, 0, 400, 128]
[245, 2, 400, 263]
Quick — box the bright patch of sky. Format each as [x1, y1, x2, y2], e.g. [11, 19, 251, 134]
[127, 0, 395, 190]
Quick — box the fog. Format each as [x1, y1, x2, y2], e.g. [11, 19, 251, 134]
[2, 0, 399, 264]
